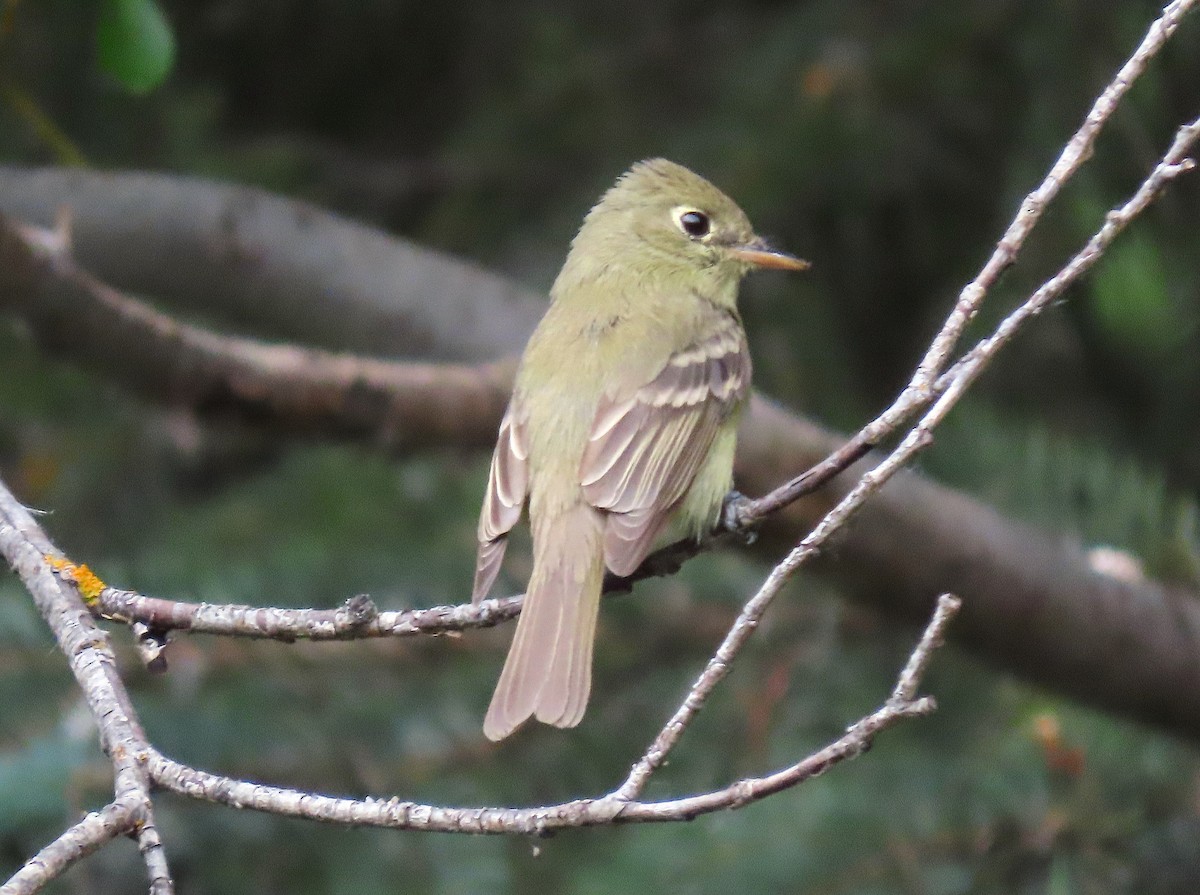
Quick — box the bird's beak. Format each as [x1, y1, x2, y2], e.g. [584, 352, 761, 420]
[730, 238, 810, 272]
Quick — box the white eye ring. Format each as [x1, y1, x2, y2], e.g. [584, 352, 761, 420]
[673, 207, 712, 240]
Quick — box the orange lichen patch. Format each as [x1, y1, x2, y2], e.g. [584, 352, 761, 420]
[46, 555, 107, 604]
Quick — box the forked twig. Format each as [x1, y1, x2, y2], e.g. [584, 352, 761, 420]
[2, 4, 1198, 890]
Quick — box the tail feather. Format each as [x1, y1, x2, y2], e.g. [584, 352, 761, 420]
[483, 503, 605, 741]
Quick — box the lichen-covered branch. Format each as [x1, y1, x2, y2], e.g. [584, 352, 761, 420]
[1, 467, 956, 891]
[3, 100, 1200, 746]
[0, 485, 174, 895]
[1, 3, 1198, 889]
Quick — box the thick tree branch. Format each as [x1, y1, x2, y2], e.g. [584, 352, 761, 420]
[0, 2, 1197, 887]
[7, 109, 1200, 740]
[0, 170, 546, 360]
[4, 110, 1200, 742]
[0, 218, 512, 453]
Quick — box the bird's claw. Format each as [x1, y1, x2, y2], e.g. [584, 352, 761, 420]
[720, 491, 757, 543]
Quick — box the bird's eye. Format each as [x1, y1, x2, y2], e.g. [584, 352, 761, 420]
[677, 209, 711, 239]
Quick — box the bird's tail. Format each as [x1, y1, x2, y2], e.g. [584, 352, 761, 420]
[483, 502, 606, 741]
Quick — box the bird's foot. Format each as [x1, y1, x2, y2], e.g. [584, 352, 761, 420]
[720, 490, 758, 544]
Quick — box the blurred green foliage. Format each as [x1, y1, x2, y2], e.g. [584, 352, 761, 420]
[96, 0, 176, 94]
[2, 1, 1200, 892]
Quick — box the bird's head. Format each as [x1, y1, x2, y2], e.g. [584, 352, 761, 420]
[563, 159, 808, 295]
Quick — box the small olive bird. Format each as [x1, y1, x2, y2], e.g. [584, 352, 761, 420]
[472, 158, 808, 741]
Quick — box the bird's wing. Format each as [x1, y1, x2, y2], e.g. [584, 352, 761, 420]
[580, 318, 750, 575]
[472, 402, 529, 602]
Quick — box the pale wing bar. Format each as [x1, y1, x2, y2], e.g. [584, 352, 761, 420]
[580, 319, 750, 576]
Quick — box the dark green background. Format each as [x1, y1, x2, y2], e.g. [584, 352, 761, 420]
[3, 2, 1200, 892]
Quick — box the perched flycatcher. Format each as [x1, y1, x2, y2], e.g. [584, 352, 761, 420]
[472, 158, 808, 741]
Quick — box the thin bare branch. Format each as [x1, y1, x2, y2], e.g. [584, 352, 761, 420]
[0, 3, 1197, 887]
[0, 484, 175, 895]
[909, 0, 1198, 388]
[744, 0, 1200, 502]
[0, 797, 137, 895]
[144, 595, 958, 832]
[936, 117, 1200, 394]
[890, 595, 962, 705]
[91, 587, 524, 642]
[605, 86, 1200, 794]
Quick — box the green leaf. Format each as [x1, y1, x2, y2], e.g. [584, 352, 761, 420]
[96, 0, 175, 94]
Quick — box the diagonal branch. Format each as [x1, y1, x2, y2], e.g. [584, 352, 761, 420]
[2, 465, 955, 863]
[0, 484, 175, 895]
[908, 0, 1198, 389]
[0, 796, 139, 895]
[733, 0, 1200, 524]
[935, 119, 1200, 392]
[607, 59, 1200, 791]
[1, 2, 1198, 888]
[2, 9, 1199, 744]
